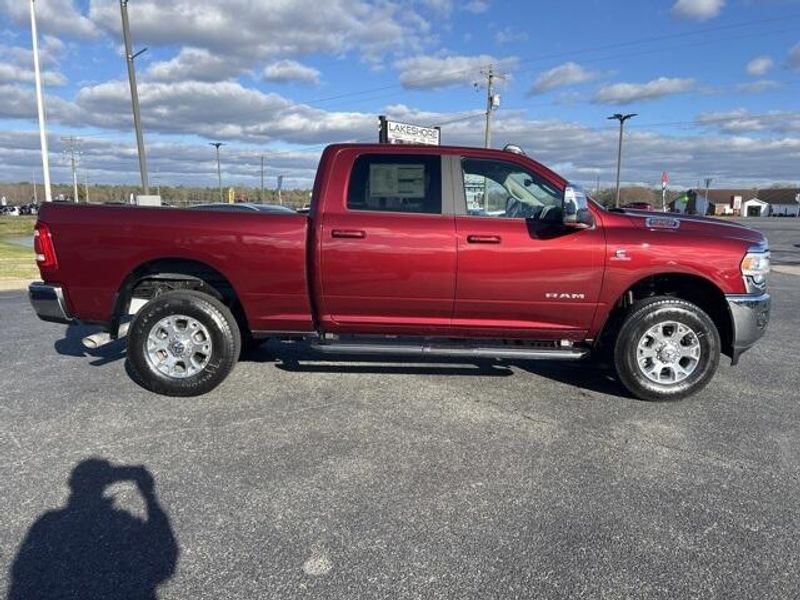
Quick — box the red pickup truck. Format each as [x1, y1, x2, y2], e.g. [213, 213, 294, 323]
[29, 143, 770, 401]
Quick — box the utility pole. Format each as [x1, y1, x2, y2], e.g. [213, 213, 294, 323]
[479, 65, 504, 148]
[61, 136, 82, 202]
[210, 142, 224, 203]
[32, 169, 38, 204]
[120, 0, 150, 195]
[30, 0, 52, 202]
[84, 170, 90, 203]
[704, 176, 713, 216]
[608, 113, 637, 208]
[260, 155, 265, 203]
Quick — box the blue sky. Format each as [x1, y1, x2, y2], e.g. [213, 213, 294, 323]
[0, 0, 799, 190]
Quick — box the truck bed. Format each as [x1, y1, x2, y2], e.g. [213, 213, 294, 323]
[37, 203, 314, 332]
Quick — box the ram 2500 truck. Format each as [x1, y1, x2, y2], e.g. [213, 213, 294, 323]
[28, 143, 771, 401]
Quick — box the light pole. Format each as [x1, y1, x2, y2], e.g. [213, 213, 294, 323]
[210, 142, 224, 203]
[260, 155, 265, 203]
[120, 0, 150, 195]
[30, 0, 52, 202]
[704, 177, 713, 216]
[608, 113, 637, 208]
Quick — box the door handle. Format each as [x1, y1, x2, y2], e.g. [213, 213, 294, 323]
[331, 229, 366, 239]
[467, 234, 501, 244]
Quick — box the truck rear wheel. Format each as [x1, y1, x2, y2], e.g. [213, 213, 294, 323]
[126, 290, 241, 396]
[614, 296, 720, 402]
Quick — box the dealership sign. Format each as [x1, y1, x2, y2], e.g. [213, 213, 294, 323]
[379, 115, 441, 146]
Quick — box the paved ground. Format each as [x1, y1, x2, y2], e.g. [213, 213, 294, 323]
[1, 219, 799, 599]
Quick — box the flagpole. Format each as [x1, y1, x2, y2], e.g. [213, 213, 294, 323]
[30, 0, 52, 202]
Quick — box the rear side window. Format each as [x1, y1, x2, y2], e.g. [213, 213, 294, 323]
[347, 154, 442, 214]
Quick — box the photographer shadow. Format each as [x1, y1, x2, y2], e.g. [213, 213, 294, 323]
[8, 458, 178, 600]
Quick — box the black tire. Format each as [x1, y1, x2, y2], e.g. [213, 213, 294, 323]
[614, 296, 720, 402]
[126, 290, 241, 396]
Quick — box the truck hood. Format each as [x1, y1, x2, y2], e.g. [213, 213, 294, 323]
[615, 209, 767, 247]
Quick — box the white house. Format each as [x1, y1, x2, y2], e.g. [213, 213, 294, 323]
[742, 197, 769, 217]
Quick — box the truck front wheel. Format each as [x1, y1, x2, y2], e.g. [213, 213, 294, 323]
[126, 290, 241, 396]
[614, 296, 720, 402]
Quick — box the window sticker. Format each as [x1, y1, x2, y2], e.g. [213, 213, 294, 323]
[369, 164, 425, 198]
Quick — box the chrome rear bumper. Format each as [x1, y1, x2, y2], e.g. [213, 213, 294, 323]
[28, 282, 73, 325]
[726, 292, 770, 365]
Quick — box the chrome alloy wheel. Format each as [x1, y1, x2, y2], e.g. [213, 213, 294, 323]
[145, 314, 213, 379]
[635, 320, 701, 385]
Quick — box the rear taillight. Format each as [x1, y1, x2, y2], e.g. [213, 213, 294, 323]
[33, 222, 58, 269]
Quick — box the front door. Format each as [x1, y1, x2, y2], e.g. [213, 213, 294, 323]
[453, 155, 605, 340]
[319, 152, 456, 335]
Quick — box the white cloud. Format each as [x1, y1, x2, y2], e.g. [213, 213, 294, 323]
[789, 42, 800, 71]
[529, 62, 597, 95]
[394, 54, 517, 90]
[671, 0, 725, 21]
[697, 109, 800, 134]
[463, 0, 489, 13]
[0, 38, 67, 86]
[2, 106, 800, 189]
[263, 60, 321, 85]
[745, 56, 773, 77]
[736, 80, 781, 94]
[146, 48, 246, 83]
[0, 0, 96, 38]
[88, 0, 426, 65]
[495, 27, 528, 45]
[422, 0, 453, 16]
[64, 80, 375, 144]
[593, 77, 695, 104]
[0, 62, 66, 87]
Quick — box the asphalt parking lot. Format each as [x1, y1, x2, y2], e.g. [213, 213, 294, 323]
[1, 218, 799, 599]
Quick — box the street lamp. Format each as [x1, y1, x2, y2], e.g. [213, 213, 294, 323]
[210, 142, 224, 203]
[29, 0, 52, 202]
[608, 113, 637, 208]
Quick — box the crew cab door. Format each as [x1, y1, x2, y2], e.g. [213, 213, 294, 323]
[317, 151, 457, 335]
[453, 154, 605, 339]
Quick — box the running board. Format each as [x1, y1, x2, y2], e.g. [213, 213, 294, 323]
[309, 341, 589, 361]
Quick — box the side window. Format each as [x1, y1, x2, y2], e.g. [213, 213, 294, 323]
[462, 158, 562, 220]
[347, 154, 442, 214]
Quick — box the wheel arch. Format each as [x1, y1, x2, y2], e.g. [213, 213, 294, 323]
[110, 257, 249, 338]
[598, 272, 733, 359]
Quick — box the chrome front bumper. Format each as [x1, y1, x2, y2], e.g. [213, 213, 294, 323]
[726, 292, 770, 365]
[28, 282, 73, 325]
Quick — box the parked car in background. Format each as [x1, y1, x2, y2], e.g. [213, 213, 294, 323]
[3, 206, 20, 216]
[191, 203, 295, 214]
[623, 201, 654, 211]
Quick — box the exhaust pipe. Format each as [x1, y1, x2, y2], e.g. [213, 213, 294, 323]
[81, 322, 129, 350]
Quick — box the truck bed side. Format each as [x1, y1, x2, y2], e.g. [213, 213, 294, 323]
[37, 203, 314, 333]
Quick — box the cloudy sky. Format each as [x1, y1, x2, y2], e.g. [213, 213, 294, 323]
[1, 0, 799, 190]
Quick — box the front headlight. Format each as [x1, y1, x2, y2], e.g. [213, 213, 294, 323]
[741, 247, 770, 291]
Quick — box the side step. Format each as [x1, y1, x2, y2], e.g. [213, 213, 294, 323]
[309, 340, 589, 361]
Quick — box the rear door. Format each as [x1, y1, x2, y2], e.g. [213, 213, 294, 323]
[318, 151, 457, 335]
[453, 154, 605, 340]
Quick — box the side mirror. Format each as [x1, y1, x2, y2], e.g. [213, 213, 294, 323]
[563, 185, 593, 228]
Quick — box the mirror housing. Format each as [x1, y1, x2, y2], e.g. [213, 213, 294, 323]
[562, 185, 593, 228]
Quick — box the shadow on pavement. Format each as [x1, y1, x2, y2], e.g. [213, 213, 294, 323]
[8, 458, 178, 600]
[244, 340, 632, 397]
[54, 323, 126, 367]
